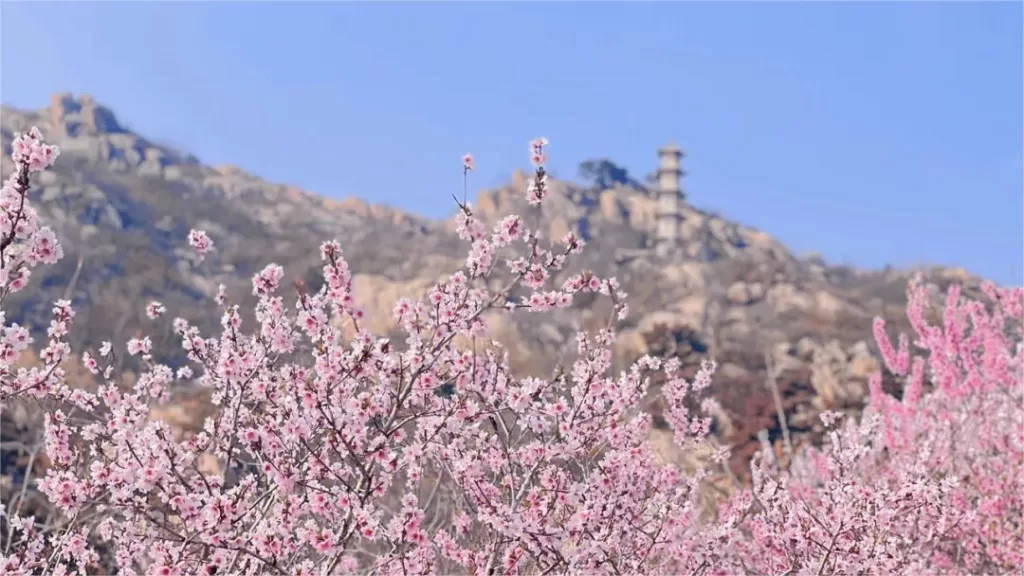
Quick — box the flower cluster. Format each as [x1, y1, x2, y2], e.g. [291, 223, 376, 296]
[1, 128, 1021, 576]
[146, 301, 167, 320]
[188, 229, 214, 261]
[1, 128, 63, 301]
[526, 138, 549, 206]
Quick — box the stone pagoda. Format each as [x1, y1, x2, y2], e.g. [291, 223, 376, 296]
[654, 141, 685, 257]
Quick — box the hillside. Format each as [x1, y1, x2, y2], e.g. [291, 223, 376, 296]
[1, 93, 985, 475]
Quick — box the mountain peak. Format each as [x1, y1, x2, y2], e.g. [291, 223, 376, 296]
[48, 92, 125, 137]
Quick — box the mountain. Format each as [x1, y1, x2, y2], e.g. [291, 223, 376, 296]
[1, 93, 985, 476]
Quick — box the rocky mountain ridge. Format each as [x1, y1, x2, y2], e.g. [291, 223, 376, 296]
[2, 93, 985, 477]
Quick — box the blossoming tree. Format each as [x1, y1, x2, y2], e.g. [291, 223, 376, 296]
[1, 128, 1020, 575]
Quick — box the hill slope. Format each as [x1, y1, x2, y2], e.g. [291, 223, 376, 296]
[1, 93, 985, 473]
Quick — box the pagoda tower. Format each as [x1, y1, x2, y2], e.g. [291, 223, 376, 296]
[654, 141, 685, 257]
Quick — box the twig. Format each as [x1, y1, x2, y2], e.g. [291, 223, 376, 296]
[763, 349, 793, 466]
[62, 253, 85, 301]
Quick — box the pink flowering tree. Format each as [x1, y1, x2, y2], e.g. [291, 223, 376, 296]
[2, 132, 729, 575]
[712, 277, 1024, 574]
[1, 128, 1021, 576]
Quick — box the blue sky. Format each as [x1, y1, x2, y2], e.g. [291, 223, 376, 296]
[1, 2, 1021, 285]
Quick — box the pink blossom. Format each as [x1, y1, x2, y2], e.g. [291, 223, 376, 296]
[126, 336, 152, 356]
[252, 263, 284, 295]
[819, 409, 844, 427]
[187, 229, 214, 260]
[145, 301, 166, 319]
[11, 126, 60, 172]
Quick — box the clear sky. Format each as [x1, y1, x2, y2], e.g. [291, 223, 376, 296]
[1, 2, 1021, 285]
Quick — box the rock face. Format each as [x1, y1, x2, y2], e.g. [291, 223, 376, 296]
[1, 94, 990, 480]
